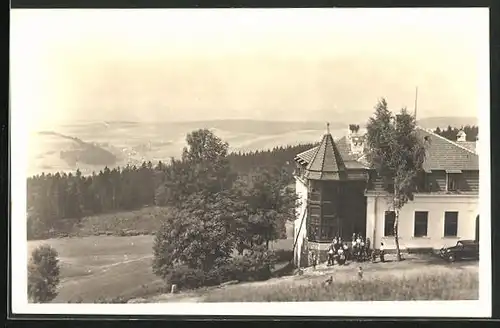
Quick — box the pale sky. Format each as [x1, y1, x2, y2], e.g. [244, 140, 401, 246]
[10, 8, 488, 131]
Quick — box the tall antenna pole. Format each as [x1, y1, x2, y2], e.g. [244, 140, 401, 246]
[414, 86, 419, 120]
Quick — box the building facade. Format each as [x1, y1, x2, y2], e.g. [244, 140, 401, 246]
[293, 125, 479, 267]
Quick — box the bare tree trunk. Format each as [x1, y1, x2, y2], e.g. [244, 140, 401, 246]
[393, 209, 402, 261]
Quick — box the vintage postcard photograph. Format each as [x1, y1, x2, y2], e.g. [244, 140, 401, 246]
[10, 7, 491, 318]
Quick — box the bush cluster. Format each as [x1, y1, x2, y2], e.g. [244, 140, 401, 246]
[273, 249, 294, 263]
[164, 247, 277, 290]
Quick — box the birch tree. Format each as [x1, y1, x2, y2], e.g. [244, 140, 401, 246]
[365, 99, 426, 261]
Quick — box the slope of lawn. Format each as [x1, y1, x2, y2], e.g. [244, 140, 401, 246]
[145, 255, 479, 303]
[28, 219, 296, 303]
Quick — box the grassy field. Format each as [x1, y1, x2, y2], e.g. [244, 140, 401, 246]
[203, 263, 479, 302]
[144, 255, 479, 303]
[27, 221, 295, 303]
[28, 235, 163, 302]
[49, 206, 169, 239]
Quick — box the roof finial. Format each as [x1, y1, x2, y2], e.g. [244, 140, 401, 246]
[326, 122, 330, 134]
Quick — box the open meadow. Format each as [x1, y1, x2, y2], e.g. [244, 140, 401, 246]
[27, 216, 296, 303]
[28, 235, 162, 303]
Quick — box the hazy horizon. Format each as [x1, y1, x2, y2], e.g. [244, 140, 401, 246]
[11, 8, 488, 132]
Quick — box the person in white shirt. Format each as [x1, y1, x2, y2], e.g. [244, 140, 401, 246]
[337, 247, 346, 265]
[327, 244, 335, 266]
[380, 242, 385, 263]
[357, 266, 363, 279]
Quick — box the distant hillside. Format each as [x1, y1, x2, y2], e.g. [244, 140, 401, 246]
[167, 119, 347, 135]
[30, 120, 347, 176]
[417, 116, 477, 130]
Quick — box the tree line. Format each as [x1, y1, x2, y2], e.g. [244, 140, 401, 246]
[27, 140, 314, 239]
[433, 125, 478, 141]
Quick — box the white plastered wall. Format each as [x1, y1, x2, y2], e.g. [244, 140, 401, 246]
[293, 176, 308, 266]
[366, 193, 479, 250]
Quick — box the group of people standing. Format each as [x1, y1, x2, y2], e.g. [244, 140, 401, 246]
[351, 233, 371, 262]
[325, 233, 370, 266]
[308, 233, 387, 268]
[323, 233, 388, 267]
[327, 236, 349, 266]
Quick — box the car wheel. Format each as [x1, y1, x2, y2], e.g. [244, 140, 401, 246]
[448, 254, 456, 262]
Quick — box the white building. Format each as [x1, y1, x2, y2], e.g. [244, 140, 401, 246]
[293, 126, 479, 267]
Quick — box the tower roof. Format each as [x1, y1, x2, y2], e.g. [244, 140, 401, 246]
[304, 132, 347, 180]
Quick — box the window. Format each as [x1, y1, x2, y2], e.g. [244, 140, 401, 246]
[447, 173, 460, 191]
[322, 202, 337, 216]
[310, 181, 320, 192]
[444, 211, 458, 237]
[417, 172, 429, 192]
[414, 211, 429, 237]
[384, 211, 395, 236]
[308, 224, 320, 241]
[308, 214, 320, 226]
[320, 224, 336, 240]
[309, 206, 321, 217]
[320, 215, 339, 241]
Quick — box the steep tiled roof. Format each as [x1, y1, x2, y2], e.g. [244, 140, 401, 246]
[416, 127, 479, 171]
[335, 136, 360, 161]
[303, 133, 346, 180]
[295, 135, 361, 164]
[294, 146, 318, 165]
[344, 160, 369, 169]
[456, 141, 477, 153]
[295, 127, 479, 172]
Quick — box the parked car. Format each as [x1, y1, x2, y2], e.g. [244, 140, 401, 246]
[439, 240, 479, 262]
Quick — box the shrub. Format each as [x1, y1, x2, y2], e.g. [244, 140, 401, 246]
[274, 249, 294, 263]
[94, 296, 128, 303]
[68, 296, 83, 303]
[28, 244, 60, 303]
[160, 247, 277, 291]
[165, 265, 207, 290]
[221, 246, 277, 282]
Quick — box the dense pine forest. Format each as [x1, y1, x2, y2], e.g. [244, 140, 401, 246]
[432, 125, 478, 141]
[27, 142, 317, 239]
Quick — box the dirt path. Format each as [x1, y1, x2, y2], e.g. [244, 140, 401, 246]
[100, 255, 153, 271]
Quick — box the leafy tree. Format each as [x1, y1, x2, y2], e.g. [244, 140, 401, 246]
[155, 129, 236, 208]
[28, 245, 60, 303]
[365, 98, 426, 261]
[152, 191, 248, 276]
[233, 166, 298, 251]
